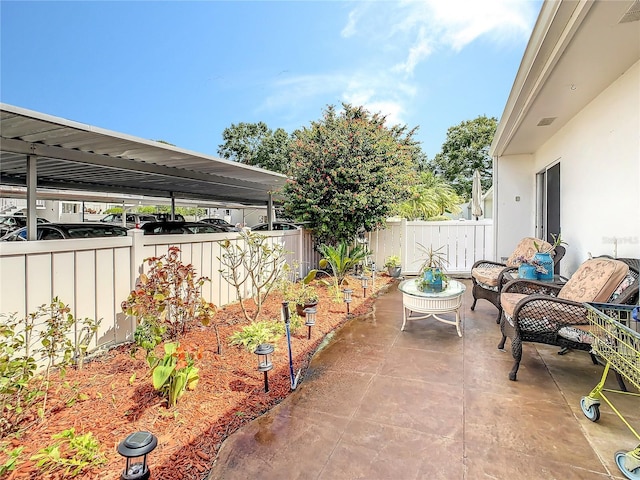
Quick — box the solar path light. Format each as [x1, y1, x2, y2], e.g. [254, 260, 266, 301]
[304, 306, 317, 339]
[117, 431, 158, 480]
[254, 343, 274, 392]
[343, 288, 353, 318]
[360, 275, 370, 298]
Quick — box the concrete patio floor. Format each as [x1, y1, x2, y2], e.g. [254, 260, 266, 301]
[208, 278, 639, 480]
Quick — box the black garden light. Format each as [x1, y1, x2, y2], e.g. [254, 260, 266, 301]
[343, 288, 353, 317]
[360, 275, 370, 297]
[117, 431, 158, 480]
[304, 306, 317, 339]
[254, 343, 274, 392]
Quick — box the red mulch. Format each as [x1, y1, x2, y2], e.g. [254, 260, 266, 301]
[2, 276, 394, 480]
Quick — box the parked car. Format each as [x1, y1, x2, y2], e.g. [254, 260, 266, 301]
[0, 216, 50, 236]
[199, 218, 240, 232]
[1, 223, 129, 241]
[153, 213, 186, 222]
[139, 221, 226, 235]
[250, 222, 302, 231]
[100, 213, 158, 229]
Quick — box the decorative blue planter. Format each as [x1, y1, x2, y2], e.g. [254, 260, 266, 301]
[423, 268, 443, 292]
[518, 263, 538, 280]
[534, 252, 554, 281]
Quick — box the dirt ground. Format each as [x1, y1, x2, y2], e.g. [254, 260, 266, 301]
[2, 275, 394, 480]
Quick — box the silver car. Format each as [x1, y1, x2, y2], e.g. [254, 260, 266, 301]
[1, 223, 129, 241]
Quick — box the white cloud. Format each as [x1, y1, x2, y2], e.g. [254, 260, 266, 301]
[341, 9, 359, 38]
[260, 71, 414, 128]
[258, 0, 538, 131]
[344, 0, 537, 75]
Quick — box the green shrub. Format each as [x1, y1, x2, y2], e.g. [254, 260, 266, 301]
[229, 321, 283, 353]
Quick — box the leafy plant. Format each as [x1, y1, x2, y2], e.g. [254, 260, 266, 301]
[318, 241, 368, 288]
[428, 115, 497, 199]
[30, 428, 107, 477]
[38, 297, 77, 416]
[0, 299, 99, 437]
[393, 171, 462, 220]
[229, 321, 283, 353]
[122, 246, 217, 340]
[283, 103, 421, 245]
[73, 316, 101, 370]
[416, 243, 448, 275]
[149, 342, 202, 407]
[384, 255, 401, 268]
[0, 446, 24, 475]
[0, 312, 40, 436]
[534, 233, 567, 254]
[218, 230, 289, 322]
[281, 270, 319, 306]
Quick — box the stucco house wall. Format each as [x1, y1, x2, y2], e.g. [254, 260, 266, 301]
[496, 59, 640, 275]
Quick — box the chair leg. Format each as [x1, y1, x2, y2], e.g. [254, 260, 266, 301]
[509, 360, 521, 381]
[509, 337, 522, 381]
[471, 297, 477, 310]
[498, 315, 508, 350]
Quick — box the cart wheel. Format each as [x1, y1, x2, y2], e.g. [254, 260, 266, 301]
[580, 397, 600, 422]
[615, 451, 640, 479]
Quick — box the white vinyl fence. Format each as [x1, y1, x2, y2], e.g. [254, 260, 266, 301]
[368, 219, 494, 275]
[0, 228, 318, 355]
[0, 220, 490, 358]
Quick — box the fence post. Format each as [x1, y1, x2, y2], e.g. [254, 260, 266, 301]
[129, 229, 145, 289]
[401, 218, 408, 273]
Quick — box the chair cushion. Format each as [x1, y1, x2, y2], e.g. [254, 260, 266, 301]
[610, 273, 636, 302]
[505, 237, 553, 267]
[558, 258, 629, 303]
[500, 292, 527, 319]
[557, 324, 597, 344]
[471, 265, 503, 288]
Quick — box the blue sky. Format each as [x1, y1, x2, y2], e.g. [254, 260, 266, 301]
[1, 0, 542, 161]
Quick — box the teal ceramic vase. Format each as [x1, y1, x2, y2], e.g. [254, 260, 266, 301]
[534, 252, 553, 281]
[518, 263, 537, 280]
[423, 268, 443, 292]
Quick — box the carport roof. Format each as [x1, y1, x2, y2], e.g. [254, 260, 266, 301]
[0, 103, 287, 206]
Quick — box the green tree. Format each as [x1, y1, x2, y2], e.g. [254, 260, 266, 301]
[283, 103, 420, 245]
[217, 122, 291, 173]
[429, 115, 496, 199]
[394, 171, 461, 220]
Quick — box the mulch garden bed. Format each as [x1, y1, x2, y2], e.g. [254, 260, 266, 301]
[2, 275, 394, 480]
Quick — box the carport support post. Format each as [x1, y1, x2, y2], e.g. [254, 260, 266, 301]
[26, 154, 37, 241]
[128, 228, 146, 299]
[267, 193, 274, 230]
[170, 192, 176, 221]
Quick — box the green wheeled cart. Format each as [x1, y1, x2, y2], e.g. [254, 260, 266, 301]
[581, 303, 640, 479]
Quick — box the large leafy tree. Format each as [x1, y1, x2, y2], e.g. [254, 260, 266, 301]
[217, 122, 291, 173]
[394, 171, 461, 220]
[429, 115, 496, 199]
[283, 103, 421, 245]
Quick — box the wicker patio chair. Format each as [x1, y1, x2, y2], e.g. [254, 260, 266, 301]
[470, 237, 566, 323]
[497, 257, 638, 381]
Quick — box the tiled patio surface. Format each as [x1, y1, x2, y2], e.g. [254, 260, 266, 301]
[208, 279, 639, 480]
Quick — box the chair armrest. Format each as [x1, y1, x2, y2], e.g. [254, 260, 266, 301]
[502, 279, 563, 296]
[497, 267, 519, 290]
[512, 295, 588, 334]
[471, 259, 507, 270]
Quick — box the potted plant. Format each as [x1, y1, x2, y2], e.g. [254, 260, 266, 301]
[282, 270, 319, 317]
[513, 255, 548, 280]
[416, 244, 448, 292]
[384, 255, 402, 277]
[533, 233, 567, 281]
